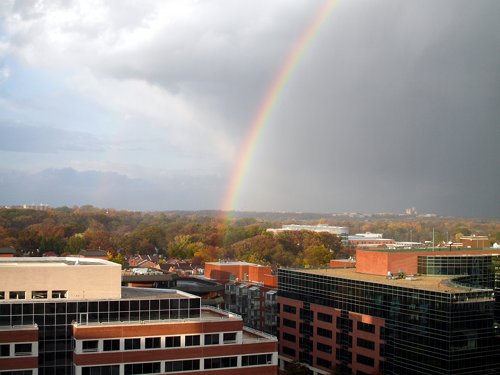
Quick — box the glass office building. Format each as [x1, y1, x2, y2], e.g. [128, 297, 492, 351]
[278, 252, 500, 375]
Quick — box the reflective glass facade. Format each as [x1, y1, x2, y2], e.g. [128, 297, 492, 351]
[0, 293, 200, 375]
[278, 268, 500, 375]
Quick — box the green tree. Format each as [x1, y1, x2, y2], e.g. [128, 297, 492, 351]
[303, 245, 331, 268]
[65, 233, 87, 254]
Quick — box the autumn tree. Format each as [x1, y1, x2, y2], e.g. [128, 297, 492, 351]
[303, 245, 331, 267]
[65, 233, 87, 254]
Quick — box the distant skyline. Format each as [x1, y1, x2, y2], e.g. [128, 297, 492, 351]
[0, 0, 499, 218]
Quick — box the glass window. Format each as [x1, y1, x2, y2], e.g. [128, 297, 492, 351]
[82, 340, 99, 352]
[51, 290, 67, 299]
[317, 312, 332, 323]
[0, 344, 9, 356]
[103, 339, 120, 351]
[124, 338, 140, 350]
[357, 354, 375, 367]
[204, 356, 237, 369]
[185, 335, 200, 347]
[204, 333, 219, 345]
[14, 343, 32, 356]
[0, 291, 4, 300]
[223, 332, 237, 343]
[9, 291, 25, 300]
[31, 290, 48, 299]
[145, 337, 161, 349]
[317, 327, 332, 338]
[165, 336, 180, 348]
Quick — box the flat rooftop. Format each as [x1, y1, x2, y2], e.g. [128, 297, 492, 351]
[296, 267, 486, 293]
[0, 257, 110, 267]
[360, 248, 499, 254]
[121, 287, 193, 300]
[206, 261, 266, 267]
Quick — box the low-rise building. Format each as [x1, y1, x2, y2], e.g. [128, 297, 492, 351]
[0, 257, 278, 375]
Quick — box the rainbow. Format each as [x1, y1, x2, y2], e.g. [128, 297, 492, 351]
[221, 0, 337, 215]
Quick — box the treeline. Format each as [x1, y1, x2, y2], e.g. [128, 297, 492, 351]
[0, 207, 498, 267]
[0, 207, 343, 267]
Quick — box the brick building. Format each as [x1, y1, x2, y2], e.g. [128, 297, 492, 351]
[204, 261, 278, 335]
[277, 248, 500, 375]
[0, 257, 277, 375]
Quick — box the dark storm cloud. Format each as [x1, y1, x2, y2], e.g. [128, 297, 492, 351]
[241, 0, 500, 217]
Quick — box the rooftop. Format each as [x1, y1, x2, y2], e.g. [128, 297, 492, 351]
[205, 261, 267, 267]
[295, 267, 487, 293]
[0, 256, 113, 267]
[359, 247, 499, 253]
[121, 287, 193, 300]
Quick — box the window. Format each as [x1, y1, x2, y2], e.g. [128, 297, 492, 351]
[357, 354, 375, 367]
[0, 291, 4, 300]
[82, 340, 99, 352]
[52, 290, 67, 299]
[282, 318, 296, 329]
[317, 342, 332, 354]
[316, 357, 332, 369]
[165, 360, 200, 373]
[357, 321, 375, 333]
[165, 336, 180, 348]
[283, 304, 296, 314]
[283, 332, 296, 343]
[31, 291, 48, 299]
[124, 362, 161, 374]
[145, 337, 161, 349]
[317, 327, 332, 338]
[317, 312, 333, 323]
[242, 354, 273, 366]
[282, 346, 296, 357]
[223, 332, 237, 343]
[204, 356, 237, 369]
[82, 366, 120, 375]
[14, 343, 32, 356]
[185, 335, 200, 347]
[103, 339, 120, 351]
[9, 291, 25, 300]
[124, 338, 140, 350]
[357, 338, 375, 350]
[0, 344, 9, 356]
[204, 333, 219, 345]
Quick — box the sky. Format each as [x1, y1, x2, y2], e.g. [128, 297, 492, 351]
[0, 0, 498, 217]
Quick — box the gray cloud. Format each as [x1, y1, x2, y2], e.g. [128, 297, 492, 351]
[0, 122, 104, 153]
[0, 168, 223, 211]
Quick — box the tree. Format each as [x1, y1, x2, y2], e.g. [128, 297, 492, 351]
[303, 245, 331, 268]
[65, 233, 87, 254]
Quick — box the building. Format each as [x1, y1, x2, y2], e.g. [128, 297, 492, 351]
[267, 224, 348, 237]
[347, 233, 395, 250]
[460, 235, 490, 249]
[204, 261, 278, 335]
[277, 248, 500, 375]
[0, 247, 16, 258]
[0, 257, 278, 375]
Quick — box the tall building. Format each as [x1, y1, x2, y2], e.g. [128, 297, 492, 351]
[0, 257, 278, 375]
[277, 248, 500, 375]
